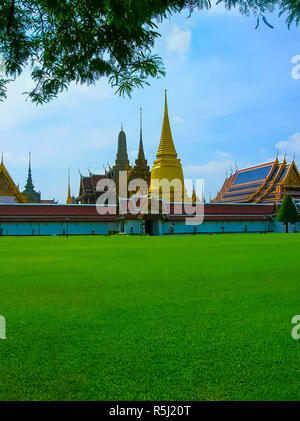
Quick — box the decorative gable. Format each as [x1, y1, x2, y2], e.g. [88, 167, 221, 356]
[282, 161, 300, 187]
[0, 161, 27, 203]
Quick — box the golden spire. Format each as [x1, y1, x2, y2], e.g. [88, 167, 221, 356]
[66, 169, 72, 204]
[192, 186, 197, 203]
[149, 90, 185, 201]
[156, 90, 177, 158]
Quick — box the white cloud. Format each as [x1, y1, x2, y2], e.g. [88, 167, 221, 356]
[59, 79, 114, 104]
[276, 133, 300, 158]
[173, 115, 184, 123]
[0, 72, 114, 131]
[83, 128, 117, 149]
[185, 159, 234, 177]
[166, 26, 191, 59]
[2, 152, 28, 167]
[215, 149, 231, 159]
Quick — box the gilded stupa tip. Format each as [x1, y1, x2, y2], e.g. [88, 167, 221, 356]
[156, 90, 177, 158]
[66, 169, 72, 204]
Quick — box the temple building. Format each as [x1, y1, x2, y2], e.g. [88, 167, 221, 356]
[77, 172, 106, 204]
[213, 157, 300, 203]
[22, 153, 41, 203]
[77, 126, 132, 204]
[1, 90, 300, 237]
[149, 90, 185, 201]
[77, 113, 151, 204]
[0, 153, 56, 204]
[0, 155, 27, 203]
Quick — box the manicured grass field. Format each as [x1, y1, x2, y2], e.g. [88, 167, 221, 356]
[0, 233, 300, 401]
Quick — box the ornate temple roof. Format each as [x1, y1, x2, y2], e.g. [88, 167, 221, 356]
[0, 155, 27, 203]
[78, 173, 107, 200]
[213, 158, 300, 203]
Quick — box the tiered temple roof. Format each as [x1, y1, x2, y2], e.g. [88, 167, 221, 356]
[213, 157, 300, 203]
[77, 173, 107, 204]
[77, 115, 151, 204]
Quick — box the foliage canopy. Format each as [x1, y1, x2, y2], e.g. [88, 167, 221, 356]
[0, 0, 299, 104]
[277, 194, 300, 232]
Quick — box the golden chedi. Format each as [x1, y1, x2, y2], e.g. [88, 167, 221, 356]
[150, 91, 185, 201]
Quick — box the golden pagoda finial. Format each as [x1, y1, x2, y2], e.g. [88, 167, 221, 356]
[66, 168, 72, 204]
[1, 152, 3, 165]
[192, 186, 197, 203]
[156, 90, 177, 158]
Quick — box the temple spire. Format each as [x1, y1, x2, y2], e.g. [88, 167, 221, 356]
[137, 107, 145, 161]
[25, 152, 34, 191]
[128, 107, 150, 192]
[22, 152, 41, 203]
[156, 90, 177, 158]
[114, 125, 129, 167]
[66, 169, 72, 204]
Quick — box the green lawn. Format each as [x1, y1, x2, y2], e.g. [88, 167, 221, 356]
[0, 233, 300, 401]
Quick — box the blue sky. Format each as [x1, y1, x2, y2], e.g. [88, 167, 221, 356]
[0, 5, 299, 202]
